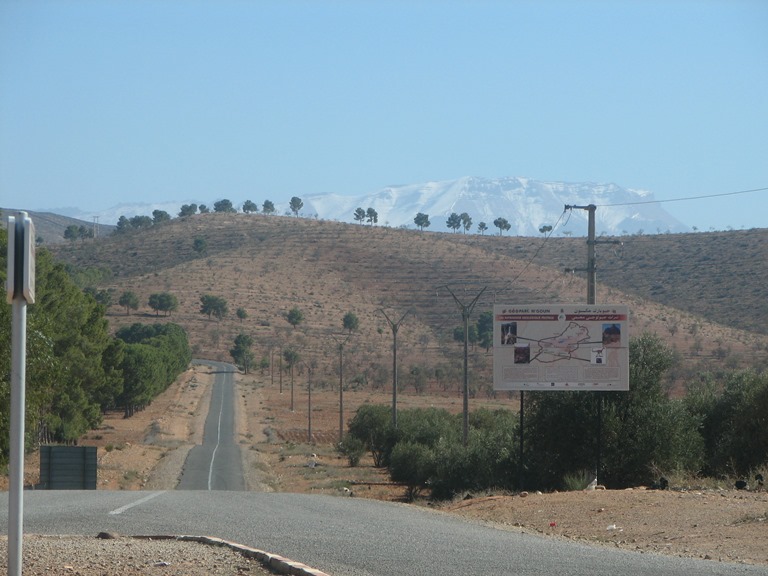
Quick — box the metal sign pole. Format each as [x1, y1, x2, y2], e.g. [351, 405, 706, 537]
[6, 211, 35, 576]
[8, 297, 26, 576]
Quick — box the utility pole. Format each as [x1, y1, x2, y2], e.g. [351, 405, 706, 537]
[306, 362, 313, 443]
[564, 204, 597, 304]
[443, 285, 487, 446]
[329, 332, 352, 443]
[270, 348, 274, 389]
[378, 309, 409, 428]
[564, 204, 621, 485]
[290, 357, 295, 412]
[563, 204, 622, 303]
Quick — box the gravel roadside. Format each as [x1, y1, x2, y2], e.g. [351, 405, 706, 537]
[0, 533, 332, 576]
[0, 534, 273, 575]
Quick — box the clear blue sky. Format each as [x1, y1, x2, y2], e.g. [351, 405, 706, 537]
[1, 0, 766, 231]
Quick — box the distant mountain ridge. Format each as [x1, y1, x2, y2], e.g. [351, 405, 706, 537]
[37, 176, 688, 236]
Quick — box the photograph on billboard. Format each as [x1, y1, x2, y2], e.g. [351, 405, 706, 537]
[493, 304, 629, 391]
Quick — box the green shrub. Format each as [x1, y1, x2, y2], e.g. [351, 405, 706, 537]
[430, 441, 473, 500]
[347, 404, 396, 467]
[687, 370, 768, 476]
[389, 441, 435, 501]
[428, 418, 520, 500]
[562, 470, 593, 491]
[396, 408, 460, 448]
[338, 435, 366, 467]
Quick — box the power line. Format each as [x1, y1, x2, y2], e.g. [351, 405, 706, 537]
[598, 186, 768, 208]
[493, 208, 568, 300]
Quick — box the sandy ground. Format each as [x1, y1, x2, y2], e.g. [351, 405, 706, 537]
[441, 489, 768, 565]
[6, 364, 768, 569]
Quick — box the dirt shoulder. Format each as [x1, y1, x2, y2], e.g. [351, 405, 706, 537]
[439, 488, 768, 566]
[7, 364, 768, 568]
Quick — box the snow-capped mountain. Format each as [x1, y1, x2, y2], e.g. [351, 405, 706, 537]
[302, 177, 688, 236]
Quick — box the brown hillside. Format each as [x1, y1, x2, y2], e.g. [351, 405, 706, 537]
[1, 207, 116, 245]
[439, 227, 768, 337]
[49, 213, 768, 393]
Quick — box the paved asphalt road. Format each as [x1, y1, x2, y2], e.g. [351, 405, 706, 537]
[3, 360, 765, 575]
[5, 491, 766, 576]
[177, 360, 244, 490]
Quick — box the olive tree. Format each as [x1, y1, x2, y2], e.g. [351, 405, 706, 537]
[286, 307, 304, 329]
[230, 333, 255, 373]
[118, 291, 140, 315]
[289, 196, 303, 216]
[200, 294, 228, 320]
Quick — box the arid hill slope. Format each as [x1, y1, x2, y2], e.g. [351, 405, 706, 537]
[50, 213, 768, 390]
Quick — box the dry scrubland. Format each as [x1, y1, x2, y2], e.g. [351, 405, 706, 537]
[51, 213, 768, 395]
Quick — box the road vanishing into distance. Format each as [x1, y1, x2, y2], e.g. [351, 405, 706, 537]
[177, 360, 244, 490]
[2, 360, 765, 576]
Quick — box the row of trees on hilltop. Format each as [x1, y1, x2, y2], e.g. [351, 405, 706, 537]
[0, 233, 191, 464]
[108, 197, 294, 237]
[93, 194, 552, 240]
[355, 208, 520, 231]
[353, 207, 378, 225]
[115, 213, 174, 233]
[413, 212, 514, 235]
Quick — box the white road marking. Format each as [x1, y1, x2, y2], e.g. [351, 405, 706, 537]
[207, 377, 226, 490]
[108, 491, 165, 515]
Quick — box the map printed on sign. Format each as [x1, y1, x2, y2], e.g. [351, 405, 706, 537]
[493, 304, 629, 391]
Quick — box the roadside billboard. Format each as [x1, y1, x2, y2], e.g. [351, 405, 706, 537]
[493, 304, 629, 391]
